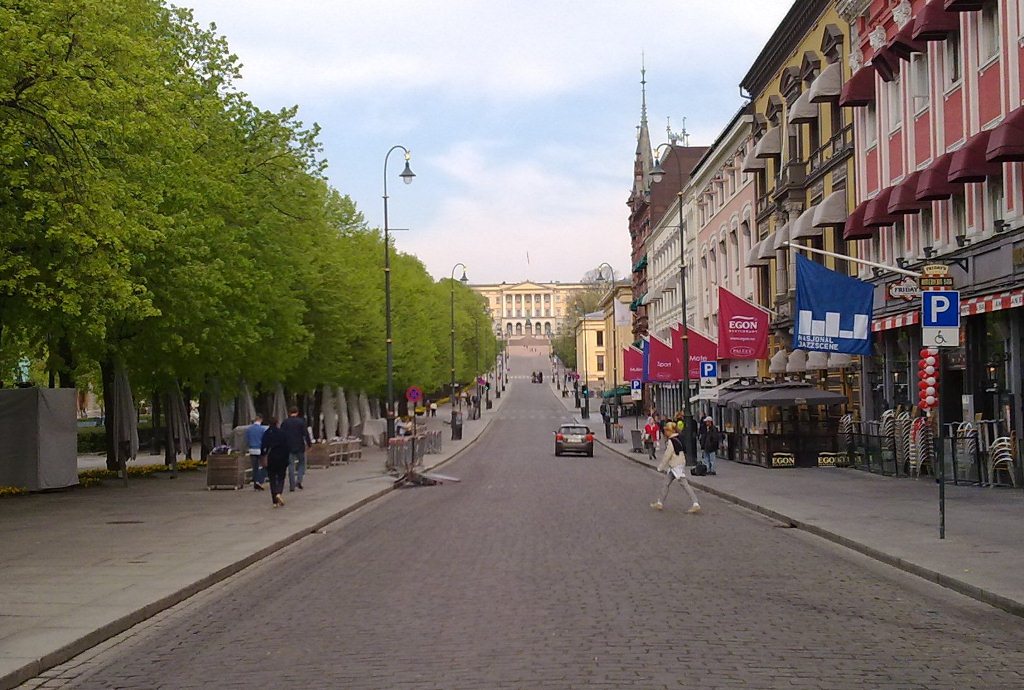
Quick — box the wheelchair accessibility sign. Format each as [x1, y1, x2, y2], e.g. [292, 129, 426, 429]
[921, 290, 959, 348]
[699, 361, 718, 388]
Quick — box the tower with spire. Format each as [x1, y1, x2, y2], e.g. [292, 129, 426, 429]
[627, 61, 655, 342]
[630, 61, 655, 206]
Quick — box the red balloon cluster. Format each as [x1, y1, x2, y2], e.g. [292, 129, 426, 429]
[918, 347, 940, 410]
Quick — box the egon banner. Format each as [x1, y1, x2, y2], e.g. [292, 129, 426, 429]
[717, 287, 769, 360]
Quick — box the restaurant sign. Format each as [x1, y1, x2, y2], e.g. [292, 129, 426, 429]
[886, 275, 920, 302]
[919, 264, 955, 289]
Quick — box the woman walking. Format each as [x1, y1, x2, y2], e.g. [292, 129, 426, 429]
[650, 421, 701, 514]
[260, 416, 289, 508]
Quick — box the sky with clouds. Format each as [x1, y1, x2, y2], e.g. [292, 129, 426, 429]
[182, 0, 793, 284]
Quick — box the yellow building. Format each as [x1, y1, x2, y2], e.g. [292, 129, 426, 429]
[575, 313, 605, 391]
[600, 283, 634, 392]
[470, 280, 592, 338]
[739, 0, 861, 406]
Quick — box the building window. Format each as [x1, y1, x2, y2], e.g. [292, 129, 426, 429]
[596, 355, 605, 372]
[945, 31, 962, 86]
[596, 331, 604, 347]
[911, 53, 929, 114]
[888, 77, 903, 131]
[918, 207, 934, 251]
[987, 175, 1005, 227]
[952, 193, 967, 237]
[865, 101, 878, 147]
[978, 0, 1000, 63]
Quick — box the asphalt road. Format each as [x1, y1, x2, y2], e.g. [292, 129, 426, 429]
[35, 352, 1024, 689]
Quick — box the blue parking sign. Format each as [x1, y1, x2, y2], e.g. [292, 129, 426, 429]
[700, 361, 718, 379]
[922, 291, 960, 328]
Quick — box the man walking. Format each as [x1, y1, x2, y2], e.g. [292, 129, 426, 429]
[246, 415, 268, 491]
[281, 406, 312, 491]
[697, 416, 721, 475]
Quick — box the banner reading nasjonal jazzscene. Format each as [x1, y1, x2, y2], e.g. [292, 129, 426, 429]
[793, 253, 874, 356]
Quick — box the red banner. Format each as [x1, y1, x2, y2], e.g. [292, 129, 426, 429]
[623, 347, 644, 381]
[671, 324, 718, 380]
[647, 335, 676, 382]
[717, 287, 770, 360]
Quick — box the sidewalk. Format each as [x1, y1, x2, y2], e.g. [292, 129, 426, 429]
[553, 383, 1024, 617]
[0, 391, 507, 690]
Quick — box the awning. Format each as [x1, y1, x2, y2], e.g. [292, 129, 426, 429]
[772, 221, 792, 251]
[839, 67, 876, 107]
[791, 205, 822, 240]
[888, 22, 925, 60]
[692, 379, 743, 403]
[720, 382, 847, 408]
[786, 348, 807, 373]
[812, 189, 848, 228]
[757, 235, 776, 261]
[768, 349, 789, 374]
[863, 187, 899, 227]
[913, 0, 961, 41]
[755, 125, 782, 158]
[944, 0, 984, 11]
[746, 239, 770, 268]
[887, 172, 929, 214]
[809, 61, 842, 103]
[844, 200, 874, 241]
[742, 147, 766, 172]
[788, 90, 818, 125]
[948, 130, 1002, 183]
[987, 107, 1024, 162]
[602, 385, 630, 398]
[873, 310, 920, 332]
[872, 47, 900, 82]
[915, 152, 960, 200]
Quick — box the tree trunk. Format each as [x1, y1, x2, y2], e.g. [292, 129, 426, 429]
[164, 391, 175, 467]
[100, 357, 117, 471]
[182, 385, 193, 460]
[150, 391, 162, 455]
[311, 387, 323, 440]
[199, 389, 209, 461]
[56, 335, 76, 388]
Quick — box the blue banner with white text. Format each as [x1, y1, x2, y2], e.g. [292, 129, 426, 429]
[793, 253, 874, 355]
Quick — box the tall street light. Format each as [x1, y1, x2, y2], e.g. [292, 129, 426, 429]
[382, 145, 416, 440]
[650, 144, 694, 464]
[577, 306, 591, 419]
[596, 262, 618, 423]
[450, 262, 468, 425]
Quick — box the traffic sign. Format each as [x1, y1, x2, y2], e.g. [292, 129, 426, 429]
[630, 379, 642, 401]
[921, 290, 959, 348]
[405, 385, 422, 403]
[699, 361, 718, 388]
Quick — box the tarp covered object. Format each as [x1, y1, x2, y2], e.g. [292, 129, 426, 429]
[272, 383, 288, 424]
[113, 360, 140, 464]
[347, 391, 363, 436]
[200, 380, 225, 448]
[236, 379, 257, 425]
[321, 385, 337, 439]
[0, 388, 78, 491]
[337, 388, 350, 438]
[165, 384, 191, 456]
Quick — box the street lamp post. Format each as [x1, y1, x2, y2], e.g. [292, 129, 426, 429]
[650, 144, 694, 463]
[383, 145, 415, 441]
[596, 262, 618, 425]
[578, 307, 590, 419]
[450, 262, 468, 430]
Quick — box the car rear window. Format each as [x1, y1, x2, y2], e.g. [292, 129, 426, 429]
[561, 426, 589, 435]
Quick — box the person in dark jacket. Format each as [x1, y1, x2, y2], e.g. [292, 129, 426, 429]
[280, 406, 313, 491]
[260, 417, 289, 507]
[697, 416, 721, 475]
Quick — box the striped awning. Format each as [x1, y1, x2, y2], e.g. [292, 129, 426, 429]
[874, 288, 1024, 331]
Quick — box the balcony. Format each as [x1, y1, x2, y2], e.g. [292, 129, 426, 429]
[807, 123, 853, 181]
[772, 160, 806, 202]
[755, 193, 772, 223]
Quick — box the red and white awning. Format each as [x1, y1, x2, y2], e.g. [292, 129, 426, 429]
[873, 288, 1024, 332]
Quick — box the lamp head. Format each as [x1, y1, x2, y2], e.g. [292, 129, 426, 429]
[650, 157, 666, 184]
[459, 268, 468, 284]
[400, 157, 415, 185]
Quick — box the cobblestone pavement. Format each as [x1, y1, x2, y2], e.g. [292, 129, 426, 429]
[24, 353, 1024, 689]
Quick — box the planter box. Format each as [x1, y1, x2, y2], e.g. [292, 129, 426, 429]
[307, 444, 331, 469]
[206, 453, 248, 489]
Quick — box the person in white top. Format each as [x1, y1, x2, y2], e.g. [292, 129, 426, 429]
[650, 422, 701, 514]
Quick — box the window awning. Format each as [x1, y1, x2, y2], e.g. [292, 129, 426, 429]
[987, 106, 1024, 162]
[754, 125, 782, 158]
[843, 200, 874, 241]
[772, 221, 792, 251]
[757, 235, 776, 261]
[812, 189, 848, 228]
[746, 239, 770, 268]
[839, 67, 876, 108]
[888, 22, 925, 61]
[944, 0, 984, 11]
[790, 205, 822, 240]
[915, 152, 960, 200]
[887, 171, 929, 214]
[948, 130, 1003, 183]
[913, 0, 961, 41]
[863, 187, 899, 227]
[872, 46, 900, 82]
[788, 90, 818, 125]
[721, 383, 848, 409]
[741, 147, 766, 172]
[809, 61, 843, 103]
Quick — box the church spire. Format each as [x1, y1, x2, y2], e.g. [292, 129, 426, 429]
[632, 56, 654, 199]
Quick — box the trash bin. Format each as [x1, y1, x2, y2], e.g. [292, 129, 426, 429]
[630, 429, 644, 453]
[450, 411, 463, 441]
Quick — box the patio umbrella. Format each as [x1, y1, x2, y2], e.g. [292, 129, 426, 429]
[236, 379, 257, 425]
[321, 385, 337, 439]
[200, 380, 224, 449]
[165, 383, 192, 457]
[358, 392, 372, 425]
[337, 387, 350, 438]
[112, 360, 139, 465]
[272, 383, 288, 424]
[347, 391, 363, 435]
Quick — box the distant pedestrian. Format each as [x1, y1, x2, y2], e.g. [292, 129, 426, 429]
[697, 417, 721, 475]
[650, 422, 701, 514]
[429, 401, 438, 417]
[260, 417, 288, 507]
[643, 415, 660, 460]
[280, 406, 312, 491]
[245, 415, 268, 491]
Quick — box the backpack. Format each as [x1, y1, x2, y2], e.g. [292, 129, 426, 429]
[691, 461, 708, 476]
